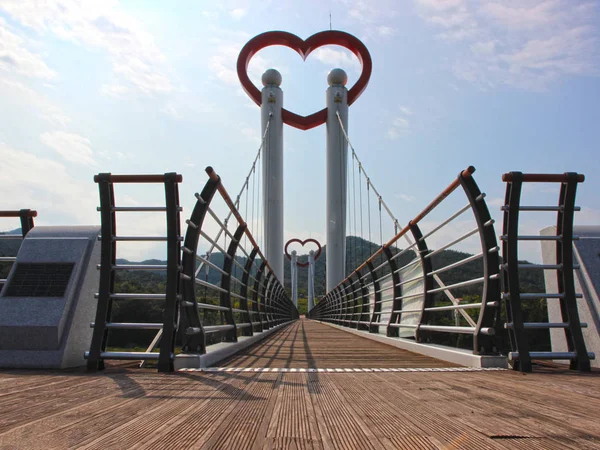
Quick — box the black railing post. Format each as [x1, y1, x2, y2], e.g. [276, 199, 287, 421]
[350, 275, 361, 328]
[219, 224, 246, 343]
[263, 271, 273, 329]
[357, 268, 369, 330]
[459, 171, 502, 355]
[181, 178, 220, 354]
[338, 286, 346, 325]
[158, 173, 182, 372]
[87, 173, 116, 371]
[240, 248, 258, 337]
[410, 224, 434, 344]
[340, 278, 352, 327]
[367, 261, 381, 333]
[253, 262, 266, 332]
[384, 247, 402, 338]
[18, 209, 35, 237]
[501, 172, 531, 372]
[557, 173, 590, 371]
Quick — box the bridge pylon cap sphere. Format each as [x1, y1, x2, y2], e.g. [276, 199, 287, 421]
[291, 250, 297, 256]
[262, 69, 282, 87]
[327, 68, 348, 87]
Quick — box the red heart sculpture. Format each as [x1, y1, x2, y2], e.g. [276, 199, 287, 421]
[237, 30, 372, 131]
[285, 238, 322, 267]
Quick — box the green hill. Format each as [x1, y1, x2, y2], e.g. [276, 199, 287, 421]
[1, 234, 548, 350]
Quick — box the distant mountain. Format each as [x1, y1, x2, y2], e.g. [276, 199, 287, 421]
[1, 234, 548, 350]
[114, 234, 545, 313]
[0, 228, 21, 235]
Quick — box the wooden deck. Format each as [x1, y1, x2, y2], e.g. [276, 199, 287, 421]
[221, 319, 456, 368]
[0, 320, 599, 449]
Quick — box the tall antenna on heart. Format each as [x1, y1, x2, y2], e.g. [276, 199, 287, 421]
[329, 11, 332, 30]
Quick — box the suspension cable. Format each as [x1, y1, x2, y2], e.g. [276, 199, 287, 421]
[251, 163, 256, 239]
[352, 152, 357, 273]
[358, 164, 364, 265]
[197, 113, 272, 273]
[336, 111, 479, 325]
[245, 173, 249, 251]
[367, 180, 372, 245]
[336, 111, 402, 239]
[257, 151, 262, 250]
[378, 196, 383, 248]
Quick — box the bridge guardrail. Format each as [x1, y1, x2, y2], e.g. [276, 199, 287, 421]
[179, 166, 298, 355]
[501, 172, 593, 372]
[86, 173, 183, 373]
[309, 166, 503, 355]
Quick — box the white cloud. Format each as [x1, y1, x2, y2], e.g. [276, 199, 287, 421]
[415, 0, 465, 11]
[0, 78, 70, 126]
[0, 143, 97, 224]
[201, 10, 220, 20]
[0, 18, 56, 79]
[40, 130, 96, 166]
[313, 47, 361, 72]
[161, 103, 180, 119]
[209, 44, 243, 86]
[100, 83, 129, 98]
[230, 8, 246, 20]
[387, 117, 410, 139]
[0, 0, 175, 96]
[481, 1, 582, 30]
[395, 193, 416, 202]
[340, 0, 397, 40]
[240, 126, 260, 144]
[376, 26, 395, 37]
[209, 40, 268, 87]
[387, 106, 413, 139]
[414, 0, 600, 90]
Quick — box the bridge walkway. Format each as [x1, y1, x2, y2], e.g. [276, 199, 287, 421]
[221, 318, 454, 369]
[0, 322, 599, 448]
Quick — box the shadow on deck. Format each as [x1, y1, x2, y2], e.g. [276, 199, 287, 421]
[0, 320, 599, 449]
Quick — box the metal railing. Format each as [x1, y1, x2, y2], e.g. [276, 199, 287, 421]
[0, 210, 36, 293]
[179, 167, 298, 355]
[86, 173, 182, 373]
[308, 166, 503, 355]
[501, 172, 594, 372]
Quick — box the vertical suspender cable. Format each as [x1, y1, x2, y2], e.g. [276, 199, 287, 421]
[379, 196, 383, 247]
[367, 181, 372, 247]
[251, 164, 256, 240]
[352, 152, 357, 274]
[359, 165, 364, 264]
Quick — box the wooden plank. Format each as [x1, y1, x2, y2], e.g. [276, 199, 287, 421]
[222, 319, 456, 369]
[0, 319, 598, 449]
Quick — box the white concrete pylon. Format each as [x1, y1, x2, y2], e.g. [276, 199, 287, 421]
[308, 250, 316, 311]
[291, 250, 298, 308]
[326, 68, 349, 291]
[261, 69, 284, 282]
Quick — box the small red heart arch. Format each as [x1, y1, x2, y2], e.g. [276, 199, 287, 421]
[237, 30, 372, 131]
[285, 238, 322, 268]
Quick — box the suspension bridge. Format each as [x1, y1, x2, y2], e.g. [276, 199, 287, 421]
[0, 30, 599, 449]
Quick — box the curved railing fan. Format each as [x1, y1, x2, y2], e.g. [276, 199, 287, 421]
[308, 166, 503, 355]
[180, 167, 298, 355]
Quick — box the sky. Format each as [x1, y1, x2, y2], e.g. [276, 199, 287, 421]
[1, 0, 599, 263]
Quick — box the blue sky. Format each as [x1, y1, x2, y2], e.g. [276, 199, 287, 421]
[1, 0, 599, 262]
